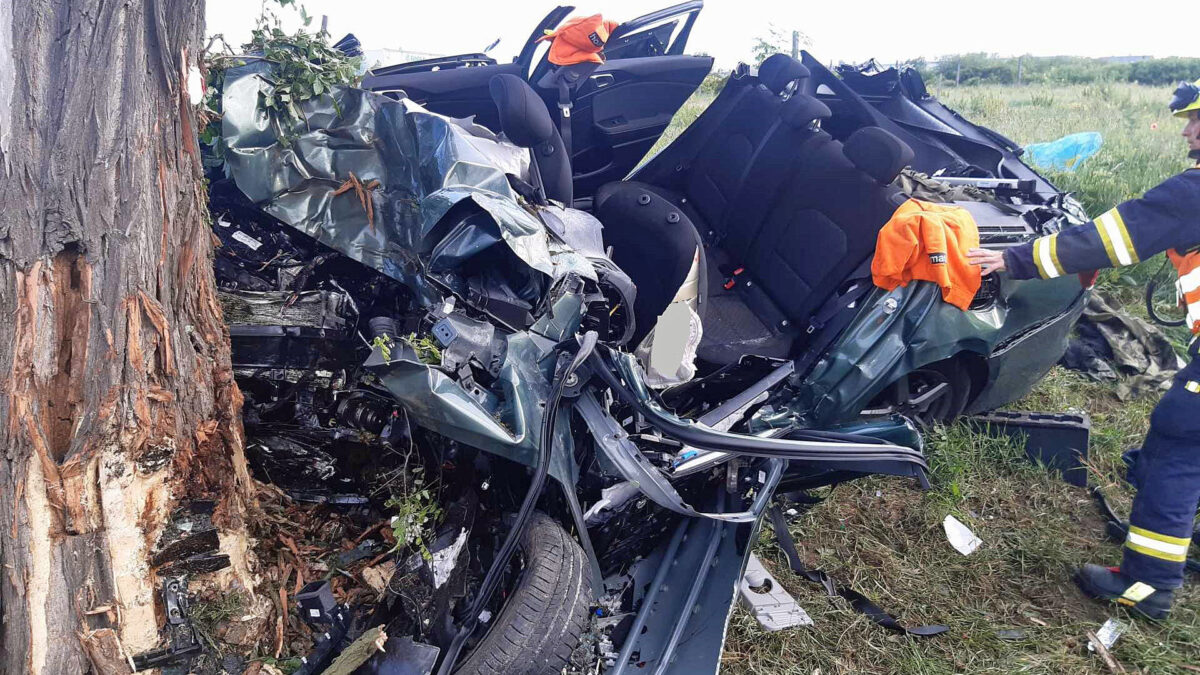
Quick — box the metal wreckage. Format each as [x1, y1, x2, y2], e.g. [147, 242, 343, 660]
[164, 7, 1096, 674]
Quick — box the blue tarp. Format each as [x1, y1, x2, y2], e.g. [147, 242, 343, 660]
[1024, 132, 1103, 172]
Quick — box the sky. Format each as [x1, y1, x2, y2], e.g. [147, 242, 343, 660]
[205, 0, 1195, 68]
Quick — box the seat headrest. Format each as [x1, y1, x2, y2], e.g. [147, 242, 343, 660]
[758, 54, 810, 95]
[843, 127, 914, 185]
[781, 94, 831, 128]
[489, 74, 556, 148]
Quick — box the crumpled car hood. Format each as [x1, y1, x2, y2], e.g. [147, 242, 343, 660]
[219, 61, 610, 480]
[220, 60, 596, 310]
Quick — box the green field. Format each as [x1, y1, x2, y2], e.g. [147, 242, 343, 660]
[653, 83, 1200, 674]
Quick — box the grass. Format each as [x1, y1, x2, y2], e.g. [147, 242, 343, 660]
[647, 81, 1200, 673]
[724, 370, 1199, 674]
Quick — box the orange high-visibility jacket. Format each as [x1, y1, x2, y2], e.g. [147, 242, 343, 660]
[1168, 248, 1200, 333]
[871, 198, 981, 310]
[538, 15, 620, 66]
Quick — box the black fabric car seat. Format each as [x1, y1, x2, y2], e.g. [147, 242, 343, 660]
[596, 186, 707, 347]
[595, 54, 915, 365]
[696, 126, 912, 364]
[489, 74, 573, 205]
[595, 55, 818, 349]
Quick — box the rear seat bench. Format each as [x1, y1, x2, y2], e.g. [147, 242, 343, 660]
[595, 54, 914, 365]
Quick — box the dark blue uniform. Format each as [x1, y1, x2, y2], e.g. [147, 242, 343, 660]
[1004, 168, 1200, 590]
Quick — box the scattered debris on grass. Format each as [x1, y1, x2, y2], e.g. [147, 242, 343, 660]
[943, 514, 983, 555]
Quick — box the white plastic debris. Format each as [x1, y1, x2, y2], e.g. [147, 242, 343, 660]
[1088, 618, 1128, 652]
[738, 553, 813, 631]
[943, 514, 982, 555]
[431, 528, 468, 588]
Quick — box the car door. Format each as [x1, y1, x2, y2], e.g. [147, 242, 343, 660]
[360, 6, 575, 131]
[530, 2, 711, 200]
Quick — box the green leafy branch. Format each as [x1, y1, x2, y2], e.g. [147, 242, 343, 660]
[200, 0, 362, 160]
[384, 465, 443, 561]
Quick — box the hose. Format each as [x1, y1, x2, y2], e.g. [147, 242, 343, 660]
[1145, 256, 1186, 327]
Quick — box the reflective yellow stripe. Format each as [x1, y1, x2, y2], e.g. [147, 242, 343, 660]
[1121, 581, 1157, 603]
[1129, 525, 1192, 547]
[1032, 238, 1048, 279]
[1125, 540, 1188, 562]
[1093, 217, 1121, 267]
[1110, 208, 1140, 264]
[1097, 208, 1138, 266]
[1126, 525, 1191, 563]
[1034, 237, 1059, 279]
[1047, 233, 1064, 277]
[1186, 380, 1200, 393]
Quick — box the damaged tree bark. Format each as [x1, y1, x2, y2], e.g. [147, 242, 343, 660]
[0, 1, 256, 672]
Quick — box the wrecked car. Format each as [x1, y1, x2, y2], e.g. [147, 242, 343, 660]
[362, 4, 1091, 427]
[198, 6, 1090, 674]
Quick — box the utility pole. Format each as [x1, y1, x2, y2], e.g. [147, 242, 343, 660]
[956, 59, 962, 86]
[1017, 55, 1023, 85]
[791, 30, 799, 60]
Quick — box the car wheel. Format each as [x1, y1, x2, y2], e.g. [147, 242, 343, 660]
[863, 361, 973, 427]
[906, 362, 972, 425]
[455, 512, 591, 675]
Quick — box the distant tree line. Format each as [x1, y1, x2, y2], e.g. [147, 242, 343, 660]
[901, 54, 1200, 86]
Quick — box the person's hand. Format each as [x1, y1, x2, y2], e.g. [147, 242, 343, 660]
[967, 247, 1006, 276]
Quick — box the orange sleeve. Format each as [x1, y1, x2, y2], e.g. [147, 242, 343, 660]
[871, 204, 921, 291]
[940, 208, 981, 310]
[920, 213, 951, 291]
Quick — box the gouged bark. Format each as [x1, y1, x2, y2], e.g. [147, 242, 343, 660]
[0, 1, 256, 672]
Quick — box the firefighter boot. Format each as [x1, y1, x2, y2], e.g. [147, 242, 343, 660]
[1074, 564, 1174, 620]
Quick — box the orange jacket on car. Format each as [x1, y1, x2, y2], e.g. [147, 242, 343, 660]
[537, 15, 619, 66]
[871, 198, 982, 310]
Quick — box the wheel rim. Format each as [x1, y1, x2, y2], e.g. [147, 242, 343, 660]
[906, 368, 955, 424]
[860, 366, 964, 426]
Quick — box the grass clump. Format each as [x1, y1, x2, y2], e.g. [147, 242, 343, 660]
[723, 370, 1199, 674]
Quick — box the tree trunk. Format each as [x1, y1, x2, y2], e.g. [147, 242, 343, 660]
[0, 1, 255, 672]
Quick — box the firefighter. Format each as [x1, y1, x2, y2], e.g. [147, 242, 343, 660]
[967, 79, 1200, 620]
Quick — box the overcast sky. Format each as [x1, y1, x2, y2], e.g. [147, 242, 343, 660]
[206, 1, 1194, 68]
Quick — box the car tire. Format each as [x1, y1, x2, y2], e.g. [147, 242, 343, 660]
[908, 360, 972, 425]
[455, 512, 591, 675]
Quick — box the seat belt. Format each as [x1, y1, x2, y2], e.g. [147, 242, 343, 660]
[805, 277, 873, 336]
[540, 63, 598, 163]
[767, 506, 949, 636]
[555, 76, 573, 161]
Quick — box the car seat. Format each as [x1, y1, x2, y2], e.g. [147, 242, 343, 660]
[489, 73, 573, 206]
[595, 55, 914, 364]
